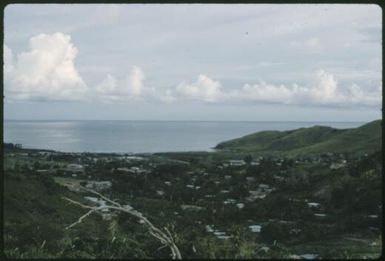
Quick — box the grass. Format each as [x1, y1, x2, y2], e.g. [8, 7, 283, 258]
[290, 235, 382, 259]
[215, 120, 381, 156]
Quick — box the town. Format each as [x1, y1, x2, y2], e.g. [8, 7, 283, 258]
[4, 142, 382, 259]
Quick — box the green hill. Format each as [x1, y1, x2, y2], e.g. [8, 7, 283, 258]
[4, 171, 109, 258]
[215, 120, 382, 156]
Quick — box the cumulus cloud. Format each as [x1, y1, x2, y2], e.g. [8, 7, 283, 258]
[159, 89, 176, 104]
[174, 74, 223, 102]
[162, 70, 380, 108]
[3, 44, 14, 76]
[234, 70, 380, 107]
[95, 66, 146, 102]
[128, 66, 144, 96]
[4, 32, 87, 102]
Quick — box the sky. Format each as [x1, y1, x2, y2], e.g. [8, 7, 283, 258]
[3, 4, 382, 121]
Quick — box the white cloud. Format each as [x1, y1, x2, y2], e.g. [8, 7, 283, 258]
[4, 32, 87, 102]
[174, 74, 223, 102]
[95, 74, 117, 96]
[128, 66, 144, 96]
[95, 66, 146, 102]
[345, 83, 381, 107]
[159, 89, 176, 103]
[309, 70, 341, 103]
[237, 82, 300, 104]
[3, 44, 14, 75]
[235, 70, 380, 107]
[157, 70, 380, 108]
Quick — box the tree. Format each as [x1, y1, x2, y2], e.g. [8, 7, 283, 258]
[62, 187, 182, 259]
[244, 155, 253, 165]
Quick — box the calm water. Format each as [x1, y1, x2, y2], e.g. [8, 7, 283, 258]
[4, 120, 365, 153]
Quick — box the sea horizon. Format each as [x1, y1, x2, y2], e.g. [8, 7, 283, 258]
[4, 120, 369, 154]
[3, 119, 371, 123]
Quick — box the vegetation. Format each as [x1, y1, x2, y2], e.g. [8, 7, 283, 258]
[3, 120, 382, 259]
[216, 120, 381, 156]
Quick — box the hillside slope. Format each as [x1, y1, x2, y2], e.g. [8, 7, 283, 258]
[215, 120, 382, 155]
[4, 171, 109, 258]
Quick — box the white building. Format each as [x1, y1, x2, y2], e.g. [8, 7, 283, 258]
[229, 160, 246, 166]
[307, 202, 320, 208]
[67, 163, 84, 172]
[249, 225, 262, 233]
[85, 181, 112, 191]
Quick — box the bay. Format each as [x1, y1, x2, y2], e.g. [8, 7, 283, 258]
[4, 120, 365, 153]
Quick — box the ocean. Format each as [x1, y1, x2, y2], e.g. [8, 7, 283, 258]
[4, 120, 365, 153]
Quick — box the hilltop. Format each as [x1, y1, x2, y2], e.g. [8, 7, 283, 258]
[215, 120, 382, 156]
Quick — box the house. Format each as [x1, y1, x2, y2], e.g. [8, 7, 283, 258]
[236, 203, 245, 209]
[67, 163, 84, 172]
[37, 169, 50, 174]
[223, 199, 236, 205]
[229, 160, 246, 166]
[258, 246, 270, 253]
[290, 228, 302, 235]
[246, 176, 255, 182]
[369, 226, 380, 231]
[205, 225, 214, 232]
[216, 235, 232, 239]
[116, 167, 130, 173]
[101, 213, 116, 221]
[273, 175, 285, 181]
[246, 186, 274, 201]
[123, 204, 133, 211]
[181, 204, 204, 211]
[249, 225, 262, 233]
[307, 202, 320, 208]
[330, 162, 346, 170]
[129, 166, 143, 174]
[213, 231, 226, 236]
[84, 196, 117, 220]
[85, 181, 112, 191]
[124, 156, 144, 161]
[299, 254, 319, 260]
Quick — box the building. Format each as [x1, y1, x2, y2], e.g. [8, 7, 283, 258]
[249, 225, 262, 233]
[229, 160, 246, 166]
[307, 202, 320, 208]
[85, 181, 112, 191]
[181, 204, 204, 211]
[67, 163, 84, 172]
